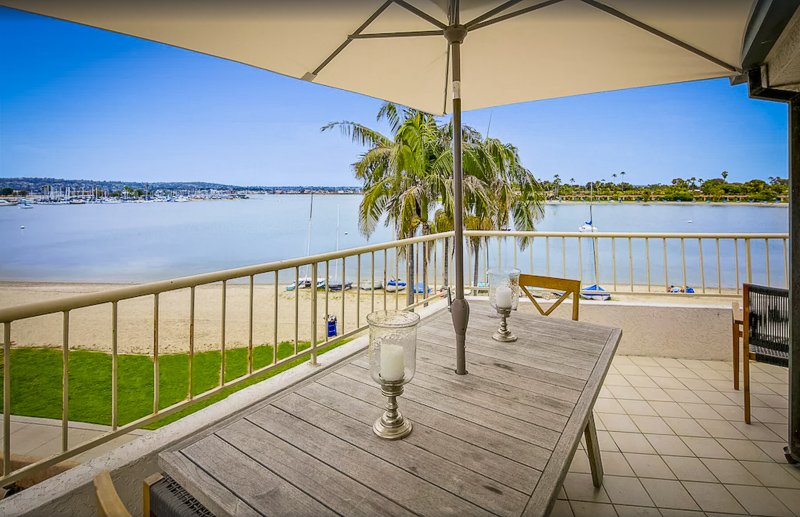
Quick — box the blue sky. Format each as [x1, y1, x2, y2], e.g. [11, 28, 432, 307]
[0, 7, 790, 187]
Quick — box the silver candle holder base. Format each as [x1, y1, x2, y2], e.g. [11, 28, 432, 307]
[374, 379, 412, 440]
[492, 307, 517, 342]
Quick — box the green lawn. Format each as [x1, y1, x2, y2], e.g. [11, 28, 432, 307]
[0, 339, 348, 430]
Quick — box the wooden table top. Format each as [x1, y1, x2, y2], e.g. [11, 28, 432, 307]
[159, 301, 621, 517]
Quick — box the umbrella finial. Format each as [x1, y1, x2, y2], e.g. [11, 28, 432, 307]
[443, 25, 467, 44]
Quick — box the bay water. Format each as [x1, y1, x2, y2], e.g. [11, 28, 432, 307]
[0, 195, 788, 288]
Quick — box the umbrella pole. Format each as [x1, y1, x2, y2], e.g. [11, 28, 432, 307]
[446, 23, 469, 375]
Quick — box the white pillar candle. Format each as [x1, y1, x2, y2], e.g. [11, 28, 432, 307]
[496, 285, 513, 309]
[380, 344, 405, 381]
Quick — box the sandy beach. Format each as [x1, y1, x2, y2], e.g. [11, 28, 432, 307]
[0, 282, 420, 354]
[0, 281, 736, 355]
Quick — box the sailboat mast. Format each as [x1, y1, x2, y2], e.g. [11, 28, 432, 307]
[590, 182, 598, 284]
[334, 205, 340, 283]
[304, 194, 314, 280]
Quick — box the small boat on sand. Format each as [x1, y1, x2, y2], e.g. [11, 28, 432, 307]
[411, 283, 432, 294]
[328, 282, 353, 292]
[287, 277, 325, 291]
[580, 284, 611, 301]
[385, 279, 406, 292]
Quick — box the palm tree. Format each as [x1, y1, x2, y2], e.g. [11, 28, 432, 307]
[619, 171, 626, 184]
[324, 102, 544, 298]
[462, 136, 544, 280]
[464, 214, 494, 287]
[722, 170, 729, 182]
[323, 104, 450, 304]
[433, 209, 454, 287]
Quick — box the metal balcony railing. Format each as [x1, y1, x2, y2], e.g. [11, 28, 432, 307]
[0, 230, 787, 486]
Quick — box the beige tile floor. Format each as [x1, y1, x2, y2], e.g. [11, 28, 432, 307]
[554, 356, 799, 517]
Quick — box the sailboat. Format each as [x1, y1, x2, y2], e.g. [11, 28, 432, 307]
[578, 183, 597, 232]
[579, 182, 610, 301]
[287, 194, 324, 291]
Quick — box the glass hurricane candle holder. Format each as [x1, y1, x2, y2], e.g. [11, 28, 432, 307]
[367, 310, 420, 439]
[488, 268, 520, 342]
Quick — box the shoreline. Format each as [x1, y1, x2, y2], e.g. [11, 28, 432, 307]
[544, 200, 787, 207]
[2, 196, 788, 208]
[1, 281, 735, 355]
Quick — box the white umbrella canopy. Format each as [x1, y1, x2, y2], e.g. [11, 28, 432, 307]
[1, 0, 759, 373]
[2, 0, 753, 115]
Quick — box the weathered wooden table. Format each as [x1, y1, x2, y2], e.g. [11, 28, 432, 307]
[159, 301, 621, 517]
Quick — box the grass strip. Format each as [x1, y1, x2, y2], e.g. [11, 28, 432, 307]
[0, 339, 350, 430]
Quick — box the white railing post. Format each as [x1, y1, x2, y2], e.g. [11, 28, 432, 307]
[645, 237, 651, 292]
[699, 238, 706, 294]
[274, 271, 280, 359]
[153, 293, 160, 414]
[62, 311, 69, 453]
[311, 262, 318, 366]
[627, 237, 633, 292]
[221, 281, 227, 386]
[3, 322, 10, 476]
[611, 237, 617, 291]
[112, 301, 119, 426]
[248, 275, 254, 375]
[294, 268, 299, 356]
[765, 238, 771, 287]
[188, 289, 194, 399]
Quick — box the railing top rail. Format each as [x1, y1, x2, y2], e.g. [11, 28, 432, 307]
[0, 231, 453, 324]
[462, 231, 788, 239]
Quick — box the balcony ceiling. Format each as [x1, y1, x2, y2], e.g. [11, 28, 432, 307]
[764, 6, 800, 92]
[0, 0, 769, 115]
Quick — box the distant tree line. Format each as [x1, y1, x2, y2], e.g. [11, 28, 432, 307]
[0, 187, 27, 196]
[540, 171, 788, 202]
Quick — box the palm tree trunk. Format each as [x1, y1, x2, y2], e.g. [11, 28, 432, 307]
[421, 224, 430, 306]
[442, 237, 450, 288]
[472, 240, 480, 288]
[406, 243, 415, 307]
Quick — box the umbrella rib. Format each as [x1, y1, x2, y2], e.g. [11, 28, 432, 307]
[393, 0, 448, 29]
[310, 1, 393, 77]
[579, 0, 741, 74]
[468, 0, 565, 31]
[464, 0, 526, 29]
[351, 30, 443, 39]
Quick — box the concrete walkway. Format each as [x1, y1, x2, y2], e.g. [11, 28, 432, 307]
[2, 415, 150, 466]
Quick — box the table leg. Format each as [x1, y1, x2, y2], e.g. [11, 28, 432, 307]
[744, 345, 751, 424]
[733, 322, 740, 390]
[584, 413, 603, 487]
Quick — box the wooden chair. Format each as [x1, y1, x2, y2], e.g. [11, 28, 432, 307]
[732, 283, 789, 424]
[731, 301, 744, 391]
[93, 471, 132, 517]
[518, 274, 581, 321]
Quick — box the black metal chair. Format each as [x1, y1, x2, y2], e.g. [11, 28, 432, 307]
[732, 283, 789, 424]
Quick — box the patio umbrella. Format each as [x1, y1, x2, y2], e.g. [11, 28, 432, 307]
[1, 0, 761, 374]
